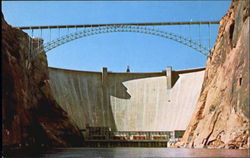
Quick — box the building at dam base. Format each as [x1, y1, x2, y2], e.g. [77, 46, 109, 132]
[48, 67, 205, 133]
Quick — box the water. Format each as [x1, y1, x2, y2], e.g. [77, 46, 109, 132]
[4, 148, 250, 158]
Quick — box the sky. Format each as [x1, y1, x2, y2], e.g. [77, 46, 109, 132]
[2, 1, 231, 72]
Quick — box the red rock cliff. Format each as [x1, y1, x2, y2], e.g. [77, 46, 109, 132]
[180, 0, 249, 149]
[2, 14, 84, 150]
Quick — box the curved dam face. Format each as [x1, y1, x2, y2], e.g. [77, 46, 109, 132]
[48, 67, 205, 131]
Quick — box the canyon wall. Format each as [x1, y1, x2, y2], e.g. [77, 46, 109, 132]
[48, 67, 204, 131]
[180, 0, 249, 149]
[2, 15, 84, 151]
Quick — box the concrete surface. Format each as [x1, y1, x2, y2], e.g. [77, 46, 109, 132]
[48, 67, 204, 131]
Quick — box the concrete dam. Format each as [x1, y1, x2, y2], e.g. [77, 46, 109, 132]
[48, 67, 205, 133]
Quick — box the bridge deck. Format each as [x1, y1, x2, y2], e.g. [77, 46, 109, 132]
[17, 21, 219, 30]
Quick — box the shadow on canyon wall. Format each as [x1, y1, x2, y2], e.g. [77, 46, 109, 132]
[2, 13, 84, 152]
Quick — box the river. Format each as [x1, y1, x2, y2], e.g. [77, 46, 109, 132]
[4, 148, 249, 158]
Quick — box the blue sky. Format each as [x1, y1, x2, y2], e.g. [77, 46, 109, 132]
[3, 1, 231, 72]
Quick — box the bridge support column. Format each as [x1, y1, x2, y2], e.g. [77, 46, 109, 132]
[166, 66, 172, 89]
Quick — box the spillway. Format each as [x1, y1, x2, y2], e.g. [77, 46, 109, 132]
[48, 67, 205, 132]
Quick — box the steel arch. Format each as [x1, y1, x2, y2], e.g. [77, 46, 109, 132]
[36, 25, 210, 56]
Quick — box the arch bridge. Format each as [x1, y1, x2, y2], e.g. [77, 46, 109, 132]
[18, 21, 219, 58]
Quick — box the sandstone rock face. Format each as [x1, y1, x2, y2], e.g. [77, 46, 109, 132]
[2, 15, 84, 150]
[180, 0, 249, 149]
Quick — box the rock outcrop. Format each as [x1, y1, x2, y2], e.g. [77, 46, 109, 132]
[2, 14, 84, 151]
[179, 0, 249, 149]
